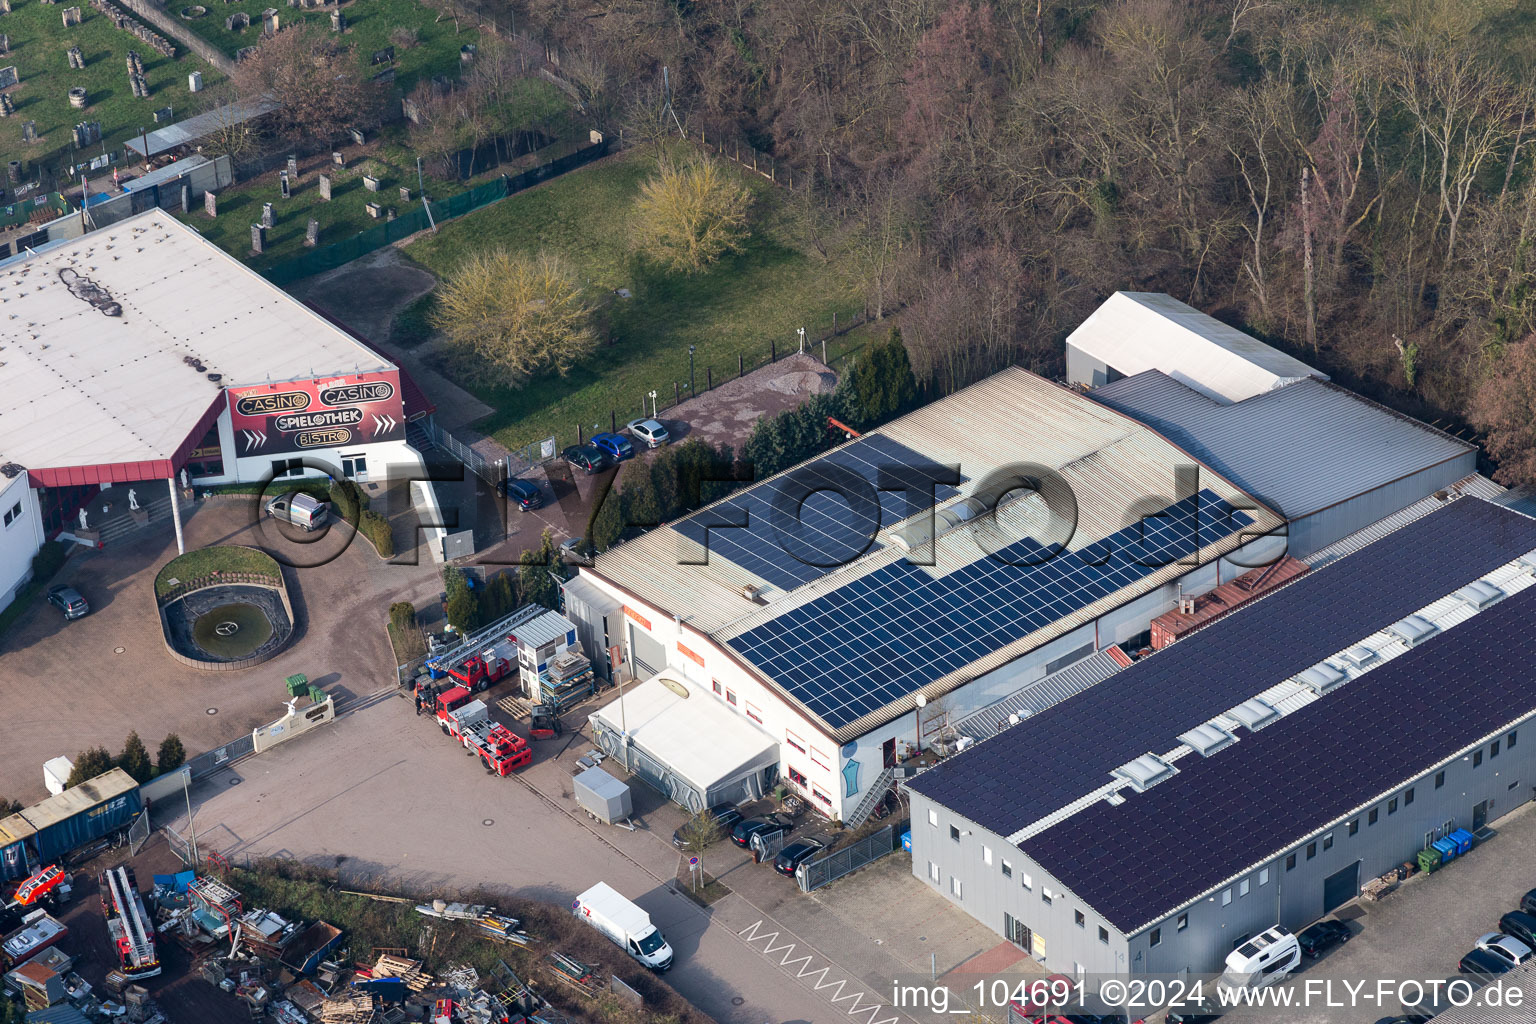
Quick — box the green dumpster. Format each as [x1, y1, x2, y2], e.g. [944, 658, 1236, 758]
[285, 673, 310, 698]
[307, 687, 327, 706]
[1417, 846, 1443, 874]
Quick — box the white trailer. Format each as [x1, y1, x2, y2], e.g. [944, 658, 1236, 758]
[572, 882, 674, 971]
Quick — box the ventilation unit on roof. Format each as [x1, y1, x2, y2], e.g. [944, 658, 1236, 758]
[1389, 614, 1439, 648]
[1454, 580, 1504, 610]
[1297, 662, 1347, 696]
[1519, 550, 1536, 576]
[1112, 753, 1176, 792]
[1340, 645, 1376, 669]
[889, 474, 1028, 553]
[1228, 697, 1281, 732]
[1178, 722, 1236, 757]
[1104, 792, 1126, 807]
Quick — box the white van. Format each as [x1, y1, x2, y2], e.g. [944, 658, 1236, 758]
[1217, 926, 1301, 998]
[264, 492, 331, 531]
[573, 882, 674, 971]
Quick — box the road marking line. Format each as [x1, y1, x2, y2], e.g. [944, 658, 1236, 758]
[738, 919, 904, 1024]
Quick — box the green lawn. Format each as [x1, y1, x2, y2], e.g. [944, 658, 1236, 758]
[404, 146, 862, 452]
[175, 78, 569, 269]
[183, 0, 472, 95]
[154, 544, 280, 597]
[0, 0, 223, 164]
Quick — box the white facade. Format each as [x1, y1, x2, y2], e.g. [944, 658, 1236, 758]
[0, 471, 45, 610]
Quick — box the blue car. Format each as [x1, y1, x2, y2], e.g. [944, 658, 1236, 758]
[590, 432, 635, 461]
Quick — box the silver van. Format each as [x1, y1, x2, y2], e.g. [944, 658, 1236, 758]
[264, 492, 331, 531]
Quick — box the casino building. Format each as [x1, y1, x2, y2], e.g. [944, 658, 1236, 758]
[0, 208, 432, 611]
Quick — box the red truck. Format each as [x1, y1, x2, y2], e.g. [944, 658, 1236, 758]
[434, 688, 532, 777]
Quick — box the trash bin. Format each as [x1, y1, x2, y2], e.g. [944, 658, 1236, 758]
[1417, 847, 1442, 873]
[308, 687, 327, 705]
[901, 830, 912, 852]
[285, 673, 310, 698]
[1449, 828, 1474, 855]
[1433, 837, 1458, 864]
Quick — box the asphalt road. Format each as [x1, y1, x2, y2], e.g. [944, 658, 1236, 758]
[161, 689, 916, 1024]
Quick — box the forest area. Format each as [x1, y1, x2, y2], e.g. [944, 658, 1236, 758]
[449, 0, 1536, 486]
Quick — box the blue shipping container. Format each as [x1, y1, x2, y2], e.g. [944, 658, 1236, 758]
[0, 769, 142, 880]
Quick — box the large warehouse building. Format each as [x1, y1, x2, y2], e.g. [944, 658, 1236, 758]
[0, 208, 431, 610]
[567, 367, 1287, 821]
[906, 497, 1536, 978]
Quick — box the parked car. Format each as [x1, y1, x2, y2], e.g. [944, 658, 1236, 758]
[729, 815, 790, 848]
[45, 584, 89, 620]
[1165, 1006, 1223, 1024]
[1459, 947, 1515, 977]
[590, 432, 635, 461]
[773, 839, 825, 876]
[562, 444, 610, 474]
[672, 805, 743, 849]
[1522, 888, 1536, 916]
[498, 478, 543, 512]
[1297, 919, 1352, 959]
[626, 418, 671, 448]
[1474, 932, 1533, 967]
[265, 491, 330, 531]
[559, 537, 592, 565]
[1498, 911, 1536, 952]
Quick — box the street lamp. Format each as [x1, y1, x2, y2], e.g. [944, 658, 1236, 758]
[689, 344, 696, 394]
[648, 390, 658, 418]
[797, 326, 806, 353]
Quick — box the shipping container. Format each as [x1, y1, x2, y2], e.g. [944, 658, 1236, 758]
[0, 770, 142, 880]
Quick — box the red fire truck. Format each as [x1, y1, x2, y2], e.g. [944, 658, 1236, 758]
[100, 865, 160, 980]
[434, 688, 532, 777]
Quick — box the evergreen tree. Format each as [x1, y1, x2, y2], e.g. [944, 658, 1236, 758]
[840, 328, 917, 429]
[620, 458, 661, 527]
[587, 476, 624, 551]
[485, 571, 518, 621]
[156, 734, 187, 775]
[442, 565, 481, 633]
[65, 746, 114, 788]
[518, 530, 560, 610]
[650, 448, 682, 521]
[117, 731, 154, 783]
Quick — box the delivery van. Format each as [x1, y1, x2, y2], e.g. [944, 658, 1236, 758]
[1216, 926, 1300, 999]
[572, 882, 674, 971]
[264, 492, 330, 531]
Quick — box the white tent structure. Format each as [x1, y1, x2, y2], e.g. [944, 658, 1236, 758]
[588, 675, 779, 811]
[1065, 292, 1326, 403]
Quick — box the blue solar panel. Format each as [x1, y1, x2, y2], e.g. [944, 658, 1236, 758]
[672, 434, 961, 590]
[730, 489, 1253, 729]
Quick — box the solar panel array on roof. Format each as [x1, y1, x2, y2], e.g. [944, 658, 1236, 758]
[1021, 584, 1536, 933]
[671, 434, 958, 591]
[731, 490, 1251, 728]
[905, 498, 1536, 839]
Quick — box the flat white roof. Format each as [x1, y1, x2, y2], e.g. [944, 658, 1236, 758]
[0, 209, 391, 475]
[1067, 292, 1326, 403]
[589, 675, 778, 793]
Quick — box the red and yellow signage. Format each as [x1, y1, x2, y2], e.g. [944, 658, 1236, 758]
[228, 371, 404, 458]
[624, 606, 652, 631]
[677, 641, 705, 668]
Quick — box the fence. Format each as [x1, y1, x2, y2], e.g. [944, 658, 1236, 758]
[693, 126, 802, 191]
[420, 418, 500, 485]
[262, 135, 611, 287]
[182, 734, 257, 782]
[796, 818, 908, 892]
[26, 155, 234, 245]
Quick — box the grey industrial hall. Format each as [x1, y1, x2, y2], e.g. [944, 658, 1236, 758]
[905, 496, 1536, 978]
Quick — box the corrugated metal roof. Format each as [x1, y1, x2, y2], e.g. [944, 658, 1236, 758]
[591, 367, 1284, 741]
[955, 646, 1130, 740]
[125, 96, 281, 157]
[1066, 292, 1326, 402]
[1428, 957, 1536, 1022]
[1303, 474, 1507, 568]
[0, 769, 138, 843]
[1089, 370, 1475, 519]
[513, 609, 575, 650]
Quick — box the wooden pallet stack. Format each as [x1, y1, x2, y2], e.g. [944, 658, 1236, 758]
[319, 991, 376, 1023]
[370, 953, 434, 992]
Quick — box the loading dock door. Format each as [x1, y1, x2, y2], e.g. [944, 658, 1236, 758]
[629, 624, 666, 678]
[1323, 862, 1360, 914]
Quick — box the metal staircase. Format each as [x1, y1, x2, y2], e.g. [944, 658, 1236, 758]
[845, 766, 895, 827]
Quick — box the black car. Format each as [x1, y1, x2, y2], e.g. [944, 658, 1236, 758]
[1166, 1012, 1222, 1024]
[729, 815, 789, 848]
[672, 804, 743, 849]
[1458, 947, 1513, 978]
[498, 478, 543, 511]
[773, 839, 825, 876]
[1297, 919, 1351, 959]
[562, 444, 610, 474]
[1499, 910, 1536, 952]
[46, 584, 89, 620]
[1522, 888, 1536, 916]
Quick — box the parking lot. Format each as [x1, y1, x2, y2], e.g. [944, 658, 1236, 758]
[1218, 799, 1536, 1024]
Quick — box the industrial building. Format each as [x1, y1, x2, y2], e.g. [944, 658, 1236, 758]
[1089, 369, 1478, 557]
[566, 367, 1287, 820]
[906, 496, 1536, 978]
[0, 208, 432, 611]
[1064, 292, 1326, 401]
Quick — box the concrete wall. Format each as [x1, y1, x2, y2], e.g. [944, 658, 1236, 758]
[252, 696, 336, 753]
[913, 713, 1536, 977]
[0, 473, 45, 610]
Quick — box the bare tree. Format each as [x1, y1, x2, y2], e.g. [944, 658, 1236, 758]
[1227, 80, 1294, 329]
[232, 24, 386, 145]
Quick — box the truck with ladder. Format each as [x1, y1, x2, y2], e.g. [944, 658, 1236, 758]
[435, 688, 532, 777]
[100, 865, 160, 980]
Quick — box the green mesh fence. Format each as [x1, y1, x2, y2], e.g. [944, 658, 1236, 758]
[262, 139, 609, 287]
